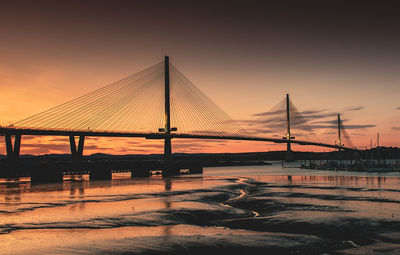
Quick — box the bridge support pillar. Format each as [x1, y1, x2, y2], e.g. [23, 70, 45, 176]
[4, 134, 21, 161]
[336, 150, 344, 160]
[69, 135, 85, 159]
[286, 146, 294, 161]
[5, 135, 13, 158]
[77, 136, 85, 156]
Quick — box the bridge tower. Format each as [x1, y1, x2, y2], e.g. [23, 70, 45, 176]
[285, 94, 294, 161]
[336, 113, 345, 161]
[337, 113, 342, 150]
[162, 56, 180, 176]
[377, 132, 380, 147]
[164, 56, 172, 162]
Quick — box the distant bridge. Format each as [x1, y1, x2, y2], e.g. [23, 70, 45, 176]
[0, 56, 355, 174]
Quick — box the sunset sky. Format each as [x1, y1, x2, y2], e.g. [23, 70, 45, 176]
[1, 0, 400, 155]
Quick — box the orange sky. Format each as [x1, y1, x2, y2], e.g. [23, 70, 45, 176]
[1, 1, 399, 155]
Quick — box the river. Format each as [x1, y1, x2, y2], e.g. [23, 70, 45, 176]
[1, 161, 400, 254]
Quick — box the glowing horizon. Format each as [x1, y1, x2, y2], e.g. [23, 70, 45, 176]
[1, 1, 399, 155]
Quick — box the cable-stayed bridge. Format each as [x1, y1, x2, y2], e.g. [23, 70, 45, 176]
[0, 57, 356, 170]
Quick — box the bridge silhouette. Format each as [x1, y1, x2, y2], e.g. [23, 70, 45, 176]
[0, 56, 355, 176]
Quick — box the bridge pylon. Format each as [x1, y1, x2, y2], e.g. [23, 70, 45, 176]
[337, 114, 343, 151]
[161, 56, 180, 176]
[164, 56, 172, 162]
[284, 94, 294, 161]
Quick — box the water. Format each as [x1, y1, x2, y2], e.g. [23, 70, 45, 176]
[1, 161, 400, 254]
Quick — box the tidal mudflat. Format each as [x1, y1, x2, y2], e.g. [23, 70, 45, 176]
[1, 164, 400, 254]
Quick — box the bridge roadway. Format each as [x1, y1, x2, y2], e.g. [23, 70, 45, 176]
[0, 126, 355, 151]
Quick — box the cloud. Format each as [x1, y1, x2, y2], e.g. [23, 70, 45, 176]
[22, 144, 67, 149]
[298, 112, 338, 120]
[246, 128, 276, 134]
[344, 106, 365, 111]
[48, 137, 71, 143]
[125, 140, 149, 146]
[18, 135, 38, 141]
[174, 139, 226, 144]
[350, 133, 367, 137]
[254, 110, 338, 123]
[342, 124, 375, 129]
[247, 105, 375, 138]
[172, 143, 209, 150]
[320, 131, 336, 135]
[252, 109, 337, 120]
[298, 124, 375, 130]
[392, 127, 400, 131]
[311, 119, 348, 125]
[396, 107, 400, 110]
[252, 109, 285, 117]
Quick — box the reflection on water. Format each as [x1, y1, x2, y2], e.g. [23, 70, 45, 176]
[0, 181, 30, 203]
[65, 181, 87, 211]
[1, 164, 400, 254]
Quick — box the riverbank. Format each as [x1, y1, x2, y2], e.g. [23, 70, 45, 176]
[300, 159, 400, 173]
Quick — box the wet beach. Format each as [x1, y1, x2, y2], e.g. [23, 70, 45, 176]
[1, 162, 400, 254]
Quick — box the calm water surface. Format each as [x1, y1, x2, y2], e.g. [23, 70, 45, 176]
[1, 161, 400, 254]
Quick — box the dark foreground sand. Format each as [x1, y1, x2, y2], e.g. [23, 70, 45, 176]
[1, 174, 400, 254]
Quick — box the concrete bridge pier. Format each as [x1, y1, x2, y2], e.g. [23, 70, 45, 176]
[285, 94, 295, 162]
[336, 150, 344, 160]
[286, 148, 294, 161]
[69, 135, 85, 160]
[5, 134, 21, 161]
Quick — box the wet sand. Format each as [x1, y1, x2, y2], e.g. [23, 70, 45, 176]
[1, 164, 400, 254]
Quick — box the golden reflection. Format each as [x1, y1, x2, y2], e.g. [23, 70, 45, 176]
[1, 172, 400, 254]
[164, 178, 172, 192]
[63, 181, 89, 211]
[163, 178, 173, 237]
[0, 180, 31, 204]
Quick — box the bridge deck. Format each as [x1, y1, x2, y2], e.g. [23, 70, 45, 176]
[0, 127, 355, 150]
